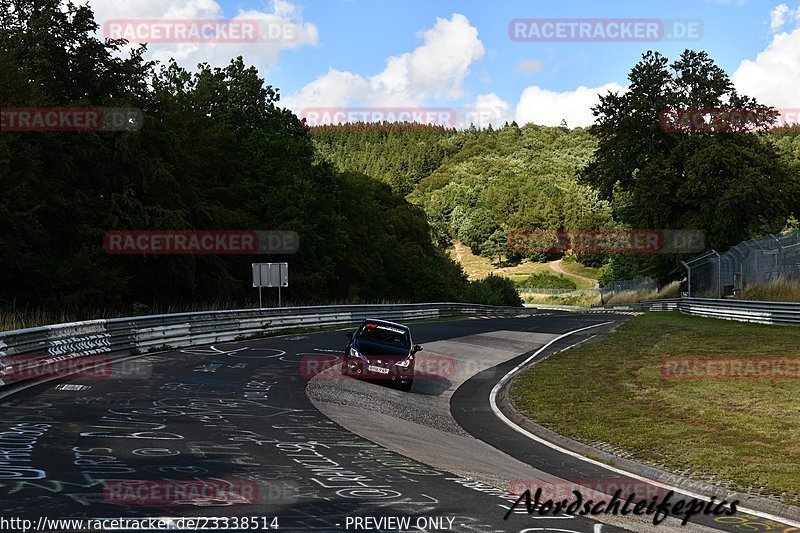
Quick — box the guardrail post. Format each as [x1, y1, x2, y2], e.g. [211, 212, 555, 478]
[681, 260, 691, 297]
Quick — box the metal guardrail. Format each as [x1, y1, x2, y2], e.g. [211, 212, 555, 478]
[640, 298, 800, 325]
[589, 304, 643, 311]
[0, 303, 526, 389]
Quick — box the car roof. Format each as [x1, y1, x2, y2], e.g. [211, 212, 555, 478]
[360, 318, 410, 331]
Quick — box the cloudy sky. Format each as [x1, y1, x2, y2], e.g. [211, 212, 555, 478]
[87, 0, 800, 128]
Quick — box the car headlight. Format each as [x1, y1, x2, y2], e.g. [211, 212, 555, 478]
[349, 347, 365, 359]
[395, 355, 414, 368]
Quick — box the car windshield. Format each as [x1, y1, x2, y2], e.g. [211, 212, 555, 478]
[357, 323, 410, 348]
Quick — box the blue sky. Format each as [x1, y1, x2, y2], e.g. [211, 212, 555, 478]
[91, 0, 800, 127]
[247, 0, 775, 101]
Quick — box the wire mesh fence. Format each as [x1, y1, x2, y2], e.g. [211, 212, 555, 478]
[683, 232, 800, 297]
[517, 288, 593, 295]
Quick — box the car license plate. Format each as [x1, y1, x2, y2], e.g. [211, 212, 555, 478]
[367, 364, 389, 374]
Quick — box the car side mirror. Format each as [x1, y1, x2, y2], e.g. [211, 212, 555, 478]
[413, 345, 423, 353]
[346, 332, 353, 339]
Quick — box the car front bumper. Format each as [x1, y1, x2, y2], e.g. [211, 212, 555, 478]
[343, 357, 413, 382]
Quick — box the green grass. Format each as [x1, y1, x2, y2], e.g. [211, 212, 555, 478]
[546, 268, 597, 290]
[560, 255, 601, 281]
[510, 312, 800, 505]
[513, 273, 577, 290]
[522, 292, 600, 308]
[447, 241, 596, 288]
[448, 241, 554, 280]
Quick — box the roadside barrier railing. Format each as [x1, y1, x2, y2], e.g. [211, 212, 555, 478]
[621, 298, 800, 326]
[0, 303, 526, 389]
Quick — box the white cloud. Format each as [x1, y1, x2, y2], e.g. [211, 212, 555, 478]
[284, 14, 484, 118]
[276, 10, 618, 130]
[511, 3, 800, 130]
[514, 59, 544, 74]
[732, 3, 800, 108]
[770, 4, 791, 31]
[90, 0, 221, 21]
[457, 93, 513, 129]
[514, 83, 626, 127]
[284, 70, 371, 108]
[88, 0, 318, 73]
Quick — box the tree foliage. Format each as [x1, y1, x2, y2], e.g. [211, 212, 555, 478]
[309, 53, 799, 288]
[465, 274, 522, 307]
[581, 50, 800, 279]
[1, 0, 528, 310]
[311, 123, 458, 195]
[312, 123, 615, 263]
[5, 6, 798, 312]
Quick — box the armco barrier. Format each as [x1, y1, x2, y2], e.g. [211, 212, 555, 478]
[0, 303, 526, 389]
[640, 298, 800, 325]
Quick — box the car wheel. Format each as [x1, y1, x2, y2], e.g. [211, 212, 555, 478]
[398, 380, 413, 392]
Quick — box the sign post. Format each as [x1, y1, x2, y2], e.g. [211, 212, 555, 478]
[252, 263, 289, 308]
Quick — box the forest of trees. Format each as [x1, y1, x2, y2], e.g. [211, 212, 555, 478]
[312, 124, 614, 254]
[312, 53, 800, 285]
[582, 50, 800, 280]
[0, 0, 521, 311]
[4, 0, 800, 316]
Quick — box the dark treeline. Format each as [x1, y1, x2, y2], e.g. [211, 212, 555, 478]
[5, 1, 799, 315]
[311, 123, 458, 196]
[0, 0, 522, 313]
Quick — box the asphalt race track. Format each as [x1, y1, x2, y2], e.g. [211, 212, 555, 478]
[0, 313, 794, 532]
